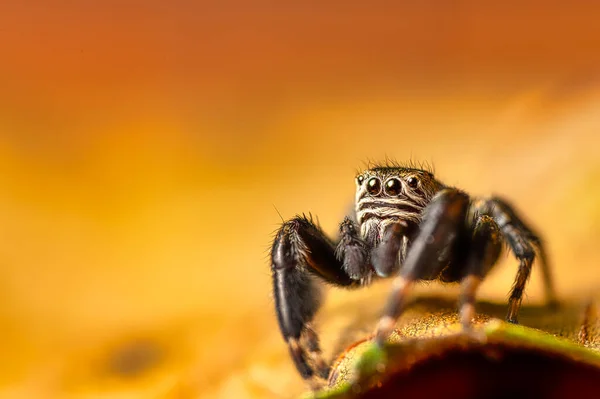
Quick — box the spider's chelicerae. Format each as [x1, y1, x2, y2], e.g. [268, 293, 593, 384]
[270, 162, 557, 385]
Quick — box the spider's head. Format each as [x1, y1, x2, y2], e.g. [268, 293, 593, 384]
[354, 164, 443, 241]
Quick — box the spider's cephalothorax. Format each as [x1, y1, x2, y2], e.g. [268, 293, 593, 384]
[354, 167, 443, 275]
[270, 163, 557, 386]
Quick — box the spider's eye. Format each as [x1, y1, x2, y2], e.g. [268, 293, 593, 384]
[366, 177, 382, 195]
[356, 175, 365, 185]
[406, 176, 419, 189]
[384, 178, 402, 196]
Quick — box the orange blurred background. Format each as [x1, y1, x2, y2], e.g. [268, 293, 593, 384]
[1, 1, 600, 398]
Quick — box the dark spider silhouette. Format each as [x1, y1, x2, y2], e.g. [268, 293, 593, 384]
[269, 162, 557, 386]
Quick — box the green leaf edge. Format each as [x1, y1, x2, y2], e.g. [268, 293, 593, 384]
[304, 320, 600, 399]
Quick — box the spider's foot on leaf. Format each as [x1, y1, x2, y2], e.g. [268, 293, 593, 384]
[373, 315, 396, 347]
[309, 353, 330, 380]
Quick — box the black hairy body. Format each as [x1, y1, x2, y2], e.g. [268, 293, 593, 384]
[269, 162, 557, 386]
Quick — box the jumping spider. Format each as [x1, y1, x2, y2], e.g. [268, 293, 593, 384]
[270, 162, 557, 385]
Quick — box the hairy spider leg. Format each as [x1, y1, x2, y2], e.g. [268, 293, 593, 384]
[478, 197, 558, 323]
[374, 189, 471, 346]
[270, 215, 366, 383]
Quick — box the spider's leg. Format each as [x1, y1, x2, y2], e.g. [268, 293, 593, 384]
[531, 237, 558, 307]
[271, 215, 358, 383]
[480, 196, 557, 323]
[374, 189, 470, 346]
[578, 300, 597, 345]
[302, 324, 328, 375]
[458, 214, 502, 330]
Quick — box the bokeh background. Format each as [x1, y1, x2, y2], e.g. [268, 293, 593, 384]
[1, 1, 600, 398]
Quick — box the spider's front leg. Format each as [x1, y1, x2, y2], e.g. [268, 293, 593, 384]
[271, 215, 367, 385]
[374, 189, 471, 346]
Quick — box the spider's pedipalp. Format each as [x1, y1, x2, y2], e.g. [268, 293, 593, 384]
[335, 217, 370, 281]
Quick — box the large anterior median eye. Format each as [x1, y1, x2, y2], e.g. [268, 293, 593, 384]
[384, 178, 402, 196]
[366, 177, 382, 195]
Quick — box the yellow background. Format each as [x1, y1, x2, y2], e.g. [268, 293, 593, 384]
[1, 2, 599, 398]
